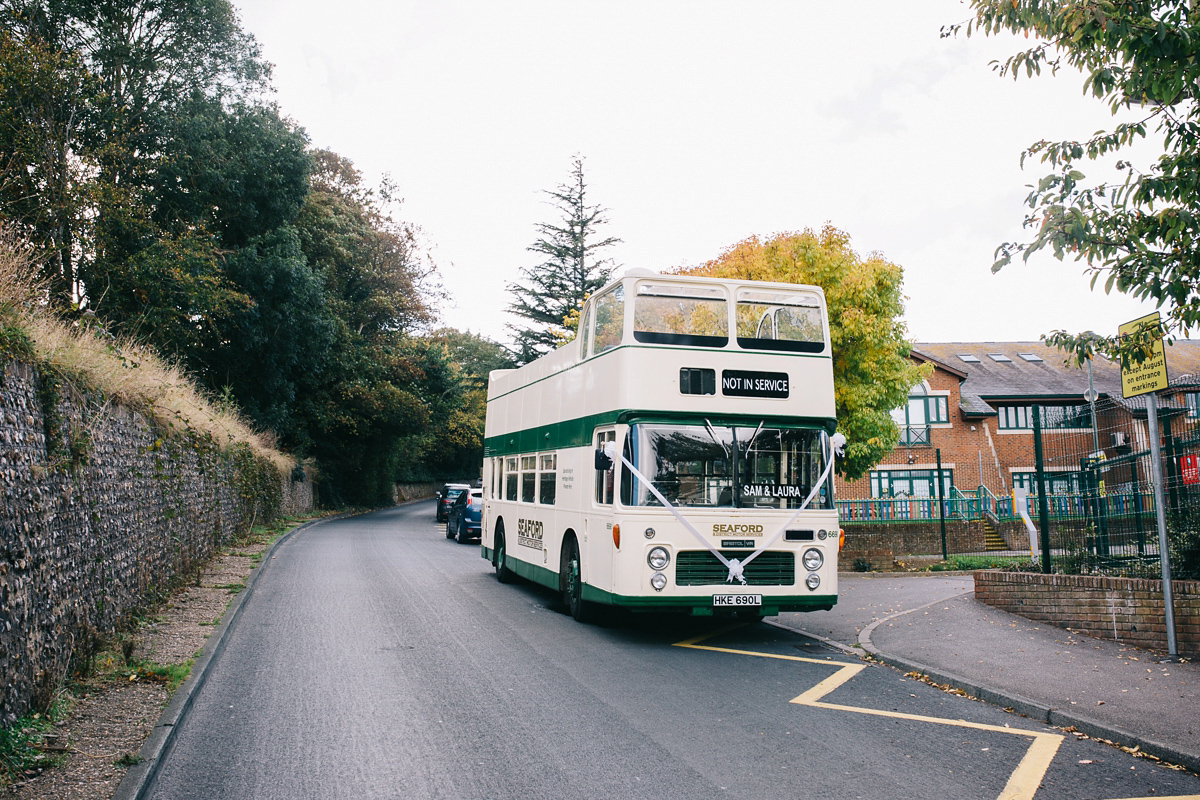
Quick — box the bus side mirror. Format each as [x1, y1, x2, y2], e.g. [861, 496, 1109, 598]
[595, 449, 612, 471]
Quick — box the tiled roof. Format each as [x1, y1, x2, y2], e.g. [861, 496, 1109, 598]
[912, 340, 1200, 415]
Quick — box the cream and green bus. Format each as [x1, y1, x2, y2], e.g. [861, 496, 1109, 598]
[481, 269, 843, 622]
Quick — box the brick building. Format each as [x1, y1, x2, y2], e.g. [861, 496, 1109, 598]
[834, 340, 1200, 503]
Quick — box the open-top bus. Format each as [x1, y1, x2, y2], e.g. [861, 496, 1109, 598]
[481, 269, 842, 622]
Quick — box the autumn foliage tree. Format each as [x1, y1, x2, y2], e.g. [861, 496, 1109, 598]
[675, 226, 928, 480]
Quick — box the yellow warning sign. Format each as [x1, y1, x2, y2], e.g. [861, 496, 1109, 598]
[1119, 312, 1168, 399]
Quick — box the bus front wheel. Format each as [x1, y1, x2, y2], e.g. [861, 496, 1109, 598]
[494, 527, 515, 584]
[561, 537, 597, 624]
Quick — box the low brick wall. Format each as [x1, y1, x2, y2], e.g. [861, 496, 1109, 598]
[975, 570, 1200, 656]
[0, 358, 308, 723]
[842, 519, 989, 564]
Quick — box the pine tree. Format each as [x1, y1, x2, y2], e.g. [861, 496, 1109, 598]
[506, 156, 620, 363]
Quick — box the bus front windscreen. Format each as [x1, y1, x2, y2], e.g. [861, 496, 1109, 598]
[620, 423, 832, 510]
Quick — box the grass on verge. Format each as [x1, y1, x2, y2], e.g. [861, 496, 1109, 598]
[0, 694, 73, 784]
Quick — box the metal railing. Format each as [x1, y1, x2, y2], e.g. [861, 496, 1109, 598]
[836, 488, 1157, 524]
[898, 426, 931, 446]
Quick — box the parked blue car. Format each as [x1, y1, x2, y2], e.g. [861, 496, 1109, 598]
[446, 488, 482, 543]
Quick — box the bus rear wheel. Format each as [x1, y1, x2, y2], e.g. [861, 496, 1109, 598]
[561, 537, 597, 624]
[494, 528, 515, 584]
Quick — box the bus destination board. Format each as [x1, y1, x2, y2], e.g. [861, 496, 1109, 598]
[721, 370, 789, 398]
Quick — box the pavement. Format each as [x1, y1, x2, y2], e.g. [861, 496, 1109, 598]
[771, 572, 1200, 774]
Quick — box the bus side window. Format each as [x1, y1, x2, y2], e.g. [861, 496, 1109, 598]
[620, 432, 634, 506]
[595, 430, 615, 504]
[505, 457, 518, 501]
[539, 453, 557, 505]
[521, 455, 537, 503]
[579, 305, 592, 359]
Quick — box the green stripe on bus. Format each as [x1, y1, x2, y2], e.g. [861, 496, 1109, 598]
[484, 410, 837, 456]
[581, 583, 837, 613]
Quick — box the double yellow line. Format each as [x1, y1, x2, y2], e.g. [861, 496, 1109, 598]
[674, 629, 1195, 800]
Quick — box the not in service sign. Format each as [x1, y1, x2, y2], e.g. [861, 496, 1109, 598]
[721, 370, 790, 398]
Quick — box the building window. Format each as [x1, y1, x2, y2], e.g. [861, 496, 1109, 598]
[1013, 471, 1084, 494]
[1187, 392, 1200, 418]
[890, 384, 948, 446]
[998, 406, 1033, 429]
[998, 406, 1092, 430]
[539, 453, 557, 505]
[870, 469, 953, 499]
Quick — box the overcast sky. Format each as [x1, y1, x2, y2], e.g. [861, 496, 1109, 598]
[233, 0, 1164, 348]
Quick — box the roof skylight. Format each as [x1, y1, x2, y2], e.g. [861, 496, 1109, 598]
[1018, 353, 1043, 362]
[988, 353, 1012, 363]
[957, 354, 980, 363]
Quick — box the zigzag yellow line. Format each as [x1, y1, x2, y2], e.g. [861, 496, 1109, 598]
[674, 630, 1063, 800]
[674, 630, 1200, 800]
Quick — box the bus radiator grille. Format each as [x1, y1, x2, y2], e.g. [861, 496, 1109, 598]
[674, 551, 796, 586]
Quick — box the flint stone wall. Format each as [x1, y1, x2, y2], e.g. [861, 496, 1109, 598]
[0, 358, 306, 724]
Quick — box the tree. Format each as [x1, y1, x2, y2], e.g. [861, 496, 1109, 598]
[422, 328, 515, 478]
[506, 156, 620, 363]
[674, 226, 929, 480]
[0, 31, 99, 306]
[952, 0, 1200, 362]
[290, 150, 444, 504]
[0, 0, 273, 307]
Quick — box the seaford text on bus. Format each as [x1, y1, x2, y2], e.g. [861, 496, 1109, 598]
[480, 269, 845, 623]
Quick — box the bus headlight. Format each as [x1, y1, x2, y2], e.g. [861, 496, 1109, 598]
[650, 572, 668, 591]
[802, 548, 824, 571]
[805, 573, 821, 590]
[647, 546, 671, 571]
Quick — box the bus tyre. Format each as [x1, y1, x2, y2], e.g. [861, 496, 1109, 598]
[561, 538, 597, 624]
[494, 529, 515, 584]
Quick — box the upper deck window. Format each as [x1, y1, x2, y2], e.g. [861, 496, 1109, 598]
[633, 283, 729, 348]
[593, 285, 624, 353]
[735, 290, 824, 353]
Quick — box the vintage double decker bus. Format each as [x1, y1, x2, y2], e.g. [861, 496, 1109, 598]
[481, 269, 842, 622]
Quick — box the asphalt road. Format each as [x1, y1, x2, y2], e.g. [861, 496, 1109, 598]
[146, 503, 1200, 800]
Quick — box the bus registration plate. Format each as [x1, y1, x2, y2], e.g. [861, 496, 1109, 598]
[712, 594, 762, 607]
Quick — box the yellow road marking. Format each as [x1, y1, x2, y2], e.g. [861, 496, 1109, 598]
[674, 628, 1063, 800]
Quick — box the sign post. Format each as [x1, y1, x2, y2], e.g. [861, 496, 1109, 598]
[1118, 312, 1177, 659]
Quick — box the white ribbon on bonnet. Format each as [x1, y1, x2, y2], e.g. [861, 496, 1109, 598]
[612, 431, 846, 586]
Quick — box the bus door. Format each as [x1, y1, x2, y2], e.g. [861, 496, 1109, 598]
[585, 428, 617, 593]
